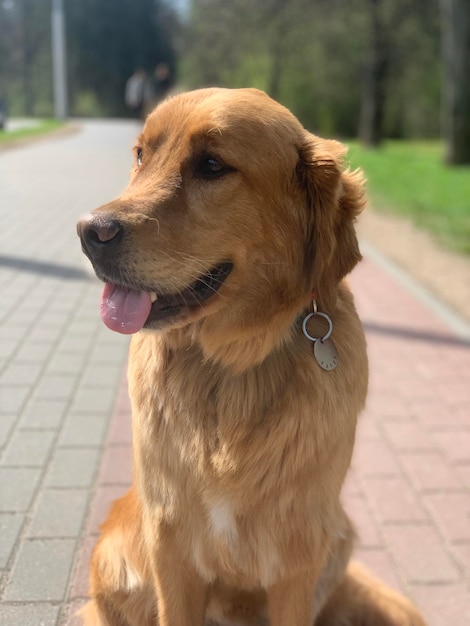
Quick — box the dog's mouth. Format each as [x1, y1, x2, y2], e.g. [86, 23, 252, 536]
[99, 262, 233, 334]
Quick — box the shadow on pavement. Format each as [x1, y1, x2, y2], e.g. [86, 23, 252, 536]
[363, 320, 470, 348]
[0, 254, 91, 281]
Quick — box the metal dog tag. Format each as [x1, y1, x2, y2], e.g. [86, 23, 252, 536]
[314, 338, 338, 371]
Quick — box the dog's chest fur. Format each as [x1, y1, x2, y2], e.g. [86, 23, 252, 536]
[129, 331, 343, 487]
[127, 320, 365, 587]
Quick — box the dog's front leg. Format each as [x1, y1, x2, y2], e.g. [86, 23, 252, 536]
[267, 569, 318, 626]
[150, 524, 208, 626]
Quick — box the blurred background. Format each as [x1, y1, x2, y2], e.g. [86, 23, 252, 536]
[0, 0, 468, 258]
[0, 0, 464, 147]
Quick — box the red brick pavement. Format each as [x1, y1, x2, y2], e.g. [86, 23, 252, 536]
[66, 255, 470, 626]
[66, 377, 133, 625]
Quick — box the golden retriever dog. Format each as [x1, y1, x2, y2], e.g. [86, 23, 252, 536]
[77, 88, 425, 626]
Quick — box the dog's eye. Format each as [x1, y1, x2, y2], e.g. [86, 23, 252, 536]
[195, 155, 227, 179]
[136, 148, 143, 167]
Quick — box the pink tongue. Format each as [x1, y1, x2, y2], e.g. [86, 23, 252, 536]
[100, 283, 152, 334]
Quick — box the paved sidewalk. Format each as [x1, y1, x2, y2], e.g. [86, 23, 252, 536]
[1, 124, 469, 626]
[347, 257, 470, 626]
[0, 122, 137, 625]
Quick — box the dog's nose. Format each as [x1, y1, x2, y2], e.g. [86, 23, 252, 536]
[77, 214, 123, 254]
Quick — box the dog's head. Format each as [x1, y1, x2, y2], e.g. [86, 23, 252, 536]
[77, 88, 365, 369]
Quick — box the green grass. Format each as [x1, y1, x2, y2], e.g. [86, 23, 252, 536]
[346, 140, 470, 255]
[0, 119, 65, 145]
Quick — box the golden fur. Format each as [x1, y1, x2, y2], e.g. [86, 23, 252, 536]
[77, 88, 425, 625]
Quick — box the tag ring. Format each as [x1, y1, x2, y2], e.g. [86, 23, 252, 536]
[302, 311, 333, 343]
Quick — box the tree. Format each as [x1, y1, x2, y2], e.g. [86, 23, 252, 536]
[440, 0, 470, 164]
[0, 0, 51, 116]
[66, 0, 178, 116]
[358, 0, 390, 146]
[0, 2, 16, 107]
[0, 0, 178, 117]
[358, 0, 441, 146]
[182, 0, 441, 140]
[182, 0, 367, 135]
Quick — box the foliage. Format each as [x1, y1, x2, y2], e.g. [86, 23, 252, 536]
[440, 0, 470, 164]
[0, 0, 178, 117]
[181, 0, 441, 140]
[0, 0, 466, 168]
[348, 141, 470, 254]
[0, 0, 54, 116]
[66, 0, 178, 116]
[357, 0, 441, 145]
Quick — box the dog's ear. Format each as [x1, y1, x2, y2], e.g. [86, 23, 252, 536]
[297, 133, 366, 313]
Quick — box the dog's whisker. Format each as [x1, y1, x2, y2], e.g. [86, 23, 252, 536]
[145, 217, 161, 234]
[166, 249, 220, 268]
[154, 250, 214, 278]
[258, 261, 289, 266]
[193, 277, 227, 300]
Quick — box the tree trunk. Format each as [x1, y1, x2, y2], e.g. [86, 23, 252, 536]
[21, 0, 34, 116]
[266, 0, 287, 102]
[268, 37, 283, 101]
[358, 0, 389, 147]
[440, 0, 470, 164]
